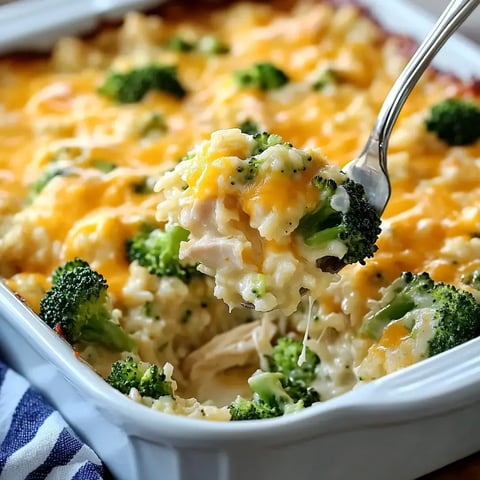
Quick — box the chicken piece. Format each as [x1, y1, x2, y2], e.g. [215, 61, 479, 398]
[181, 235, 246, 274]
[182, 319, 276, 384]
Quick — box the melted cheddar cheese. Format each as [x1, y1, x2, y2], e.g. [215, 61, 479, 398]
[1, 0, 480, 418]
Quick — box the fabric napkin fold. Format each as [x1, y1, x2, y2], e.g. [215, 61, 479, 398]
[0, 361, 105, 480]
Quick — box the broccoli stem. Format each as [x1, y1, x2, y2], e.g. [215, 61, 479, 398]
[248, 371, 292, 407]
[298, 200, 341, 247]
[361, 293, 415, 340]
[303, 225, 340, 246]
[80, 315, 135, 352]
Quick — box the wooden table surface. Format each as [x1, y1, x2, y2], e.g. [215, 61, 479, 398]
[422, 452, 480, 479]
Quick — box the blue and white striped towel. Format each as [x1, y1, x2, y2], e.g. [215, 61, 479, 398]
[0, 361, 105, 480]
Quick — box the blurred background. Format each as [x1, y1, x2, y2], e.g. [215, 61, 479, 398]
[0, 0, 478, 43]
[413, 0, 480, 42]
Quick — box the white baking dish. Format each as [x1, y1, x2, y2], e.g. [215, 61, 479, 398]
[1, 1, 480, 479]
[0, 0, 164, 54]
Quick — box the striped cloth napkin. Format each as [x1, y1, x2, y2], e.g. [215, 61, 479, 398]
[0, 361, 105, 480]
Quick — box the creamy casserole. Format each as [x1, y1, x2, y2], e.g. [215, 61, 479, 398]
[1, 0, 479, 421]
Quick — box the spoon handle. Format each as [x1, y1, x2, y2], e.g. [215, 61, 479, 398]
[372, 0, 480, 161]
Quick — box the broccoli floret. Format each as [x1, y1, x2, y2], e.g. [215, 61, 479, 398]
[297, 176, 381, 270]
[229, 371, 304, 421]
[425, 98, 480, 146]
[251, 132, 285, 155]
[228, 396, 278, 420]
[361, 272, 433, 339]
[230, 132, 285, 183]
[51, 257, 90, 284]
[229, 340, 321, 421]
[126, 223, 198, 282]
[235, 156, 263, 183]
[283, 382, 320, 407]
[39, 259, 135, 352]
[268, 337, 320, 407]
[238, 120, 260, 135]
[428, 282, 480, 356]
[268, 336, 320, 386]
[361, 271, 480, 357]
[234, 62, 289, 91]
[98, 65, 186, 103]
[107, 356, 172, 399]
[249, 371, 299, 410]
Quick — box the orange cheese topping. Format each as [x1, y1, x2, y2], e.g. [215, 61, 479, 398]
[241, 168, 319, 215]
[0, 0, 479, 316]
[379, 322, 410, 349]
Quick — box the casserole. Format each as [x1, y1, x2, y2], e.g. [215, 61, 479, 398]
[1, 0, 480, 479]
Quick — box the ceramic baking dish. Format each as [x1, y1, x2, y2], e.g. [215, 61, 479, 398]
[1, 1, 480, 479]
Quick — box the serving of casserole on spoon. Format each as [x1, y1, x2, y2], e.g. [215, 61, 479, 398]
[155, 128, 381, 315]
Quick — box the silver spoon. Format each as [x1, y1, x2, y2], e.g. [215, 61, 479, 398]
[344, 0, 480, 215]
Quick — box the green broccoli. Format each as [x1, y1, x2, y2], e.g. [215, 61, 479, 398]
[228, 395, 279, 420]
[51, 257, 90, 284]
[251, 132, 286, 155]
[282, 381, 321, 407]
[98, 65, 186, 103]
[231, 132, 308, 185]
[360, 272, 433, 340]
[297, 175, 381, 270]
[360, 271, 480, 357]
[107, 356, 172, 399]
[125, 223, 198, 282]
[229, 338, 320, 421]
[238, 120, 260, 135]
[268, 337, 320, 407]
[229, 371, 304, 421]
[249, 371, 303, 412]
[268, 336, 320, 386]
[230, 132, 283, 184]
[39, 259, 136, 352]
[234, 62, 289, 91]
[233, 156, 263, 183]
[425, 98, 480, 146]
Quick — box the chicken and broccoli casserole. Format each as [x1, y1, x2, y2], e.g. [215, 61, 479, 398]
[1, 0, 480, 421]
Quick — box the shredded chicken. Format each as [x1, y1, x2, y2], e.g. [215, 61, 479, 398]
[182, 319, 277, 384]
